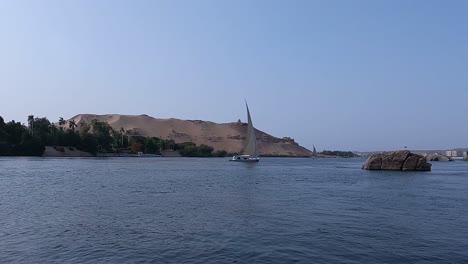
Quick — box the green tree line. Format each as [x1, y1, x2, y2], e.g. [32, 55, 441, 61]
[175, 142, 228, 157]
[319, 150, 358, 158]
[0, 115, 229, 157]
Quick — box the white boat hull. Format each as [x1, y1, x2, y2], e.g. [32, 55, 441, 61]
[230, 155, 260, 162]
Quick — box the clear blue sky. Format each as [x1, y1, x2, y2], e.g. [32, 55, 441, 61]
[1, 0, 467, 151]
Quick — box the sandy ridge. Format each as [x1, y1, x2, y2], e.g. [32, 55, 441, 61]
[69, 114, 312, 157]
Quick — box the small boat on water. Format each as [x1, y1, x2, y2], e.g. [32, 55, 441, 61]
[230, 100, 259, 162]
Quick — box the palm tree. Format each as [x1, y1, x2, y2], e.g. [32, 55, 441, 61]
[120, 127, 125, 147]
[126, 129, 133, 145]
[110, 128, 120, 149]
[78, 121, 89, 135]
[58, 117, 66, 130]
[28, 115, 34, 135]
[49, 123, 57, 135]
[68, 120, 77, 131]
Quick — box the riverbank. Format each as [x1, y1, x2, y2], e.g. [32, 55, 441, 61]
[42, 146, 94, 157]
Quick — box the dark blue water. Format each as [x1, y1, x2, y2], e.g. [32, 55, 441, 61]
[0, 157, 467, 263]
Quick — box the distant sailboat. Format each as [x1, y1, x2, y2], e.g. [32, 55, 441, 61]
[230, 100, 260, 162]
[310, 145, 318, 158]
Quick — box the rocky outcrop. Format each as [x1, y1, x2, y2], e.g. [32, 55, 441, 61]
[43, 146, 94, 157]
[362, 150, 431, 171]
[427, 153, 451, 162]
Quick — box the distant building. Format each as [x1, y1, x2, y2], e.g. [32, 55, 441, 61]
[464, 151, 468, 160]
[446, 150, 461, 157]
[282, 137, 297, 145]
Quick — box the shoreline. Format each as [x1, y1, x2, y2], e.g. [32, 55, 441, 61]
[1, 154, 358, 159]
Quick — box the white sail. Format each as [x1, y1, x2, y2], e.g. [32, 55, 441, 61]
[243, 101, 258, 157]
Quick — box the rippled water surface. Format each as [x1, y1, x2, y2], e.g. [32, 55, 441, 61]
[1, 157, 467, 263]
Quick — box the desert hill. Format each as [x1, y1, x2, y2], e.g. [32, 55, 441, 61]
[68, 114, 312, 157]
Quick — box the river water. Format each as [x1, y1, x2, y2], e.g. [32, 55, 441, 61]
[0, 157, 467, 263]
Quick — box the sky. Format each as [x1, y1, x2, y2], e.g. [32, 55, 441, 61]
[0, 0, 467, 151]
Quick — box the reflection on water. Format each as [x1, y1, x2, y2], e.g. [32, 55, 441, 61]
[0, 157, 467, 263]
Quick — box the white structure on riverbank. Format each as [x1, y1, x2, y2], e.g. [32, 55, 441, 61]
[446, 150, 461, 157]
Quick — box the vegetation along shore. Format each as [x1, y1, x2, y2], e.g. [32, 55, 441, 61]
[0, 115, 228, 157]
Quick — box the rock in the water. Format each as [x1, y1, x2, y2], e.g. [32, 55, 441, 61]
[361, 153, 382, 170]
[362, 150, 431, 171]
[427, 153, 451, 162]
[416, 157, 432, 171]
[381, 150, 411, 170]
[402, 155, 419, 171]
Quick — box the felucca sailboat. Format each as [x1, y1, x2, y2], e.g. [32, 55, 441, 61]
[230, 101, 260, 162]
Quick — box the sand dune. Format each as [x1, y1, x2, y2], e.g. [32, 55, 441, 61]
[69, 114, 312, 157]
